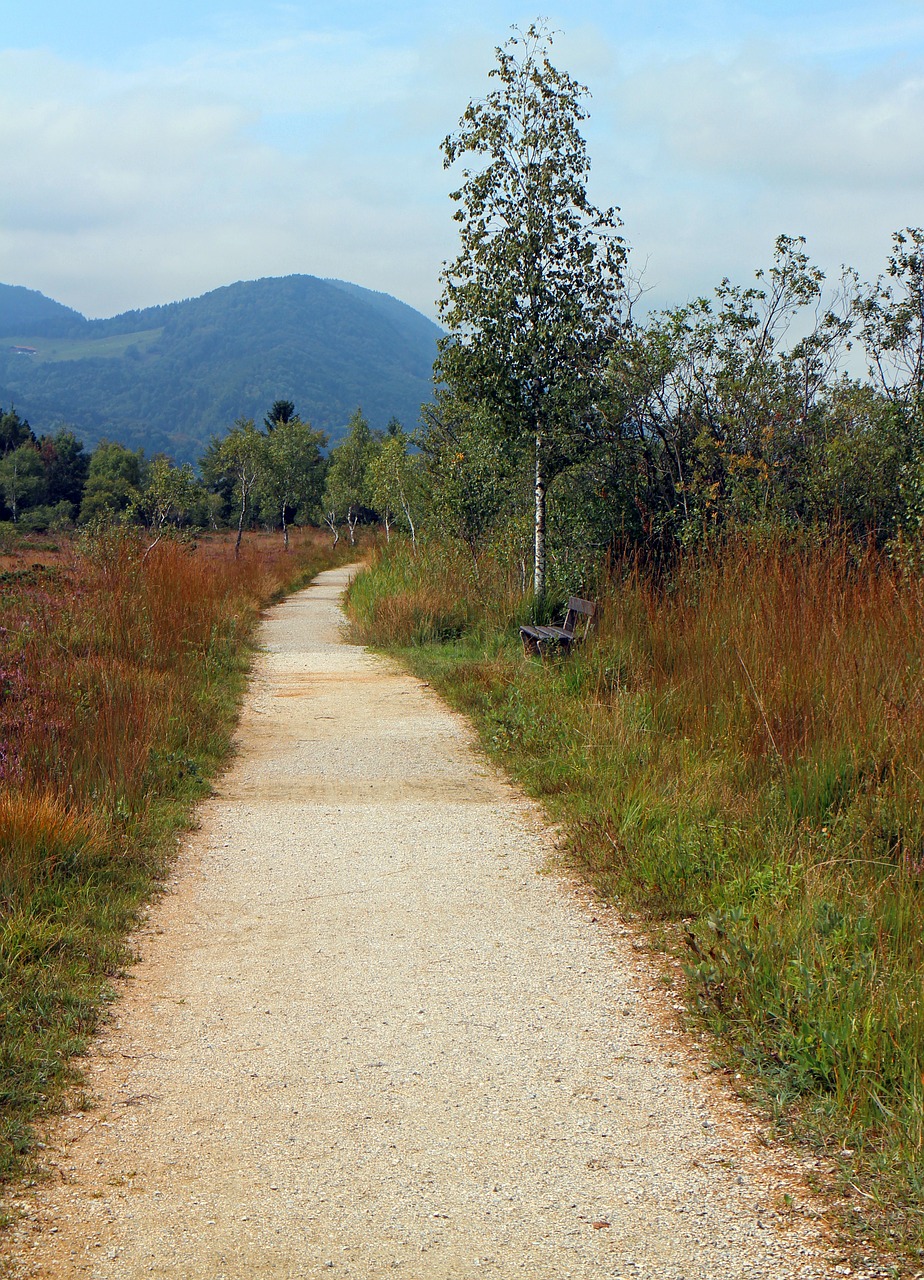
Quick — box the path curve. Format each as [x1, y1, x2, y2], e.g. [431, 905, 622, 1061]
[7, 566, 839, 1278]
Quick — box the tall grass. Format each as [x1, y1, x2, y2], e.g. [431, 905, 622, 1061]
[0, 527, 354, 1181]
[347, 535, 924, 1263]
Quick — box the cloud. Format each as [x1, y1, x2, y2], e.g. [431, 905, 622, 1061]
[616, 47, 924, 192]
[0, 41, 456, 318]
[587, 36, 924, 311]
[2, 5, 924, 328]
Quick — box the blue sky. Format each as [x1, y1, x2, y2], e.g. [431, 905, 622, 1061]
[2, 2, 922, 320]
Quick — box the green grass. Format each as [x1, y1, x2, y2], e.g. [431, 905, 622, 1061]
[6, 328, 163, 363]
[346, 535, 924, 1269]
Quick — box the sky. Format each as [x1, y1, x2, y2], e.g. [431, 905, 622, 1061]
[1, 1, 922, 321]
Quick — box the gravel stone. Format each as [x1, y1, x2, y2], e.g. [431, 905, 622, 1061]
[3, 567, 853, 1277]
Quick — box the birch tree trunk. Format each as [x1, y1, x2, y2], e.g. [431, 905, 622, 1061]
[534, 433, 547, 601]
[235, 494, 246, 558]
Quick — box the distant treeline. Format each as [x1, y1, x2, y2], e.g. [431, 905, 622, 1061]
[0, 399, 417, 553]
[4, 230, 924, 570]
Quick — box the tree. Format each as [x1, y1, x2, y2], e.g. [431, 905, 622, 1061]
[199, 434, 236, 525]
[132, 456, 203, 548]
[0, 407, 33, 457]
[367, 424, 423, 546]
[858, 227, 924, 424]
[804, 381, 908, 542]
[39, 429, 89, 511]
[264, 399, 297, 431]
[322, 409, 376, 545]
[0, 430, 89, 530]
[213, 419, 266, 557]
[420, 393, 524, 566]
[257, 413, 327, 548]
[437, 22, 626, 597]
[0, 444, 44, 522]
[79, 441, 145, 525]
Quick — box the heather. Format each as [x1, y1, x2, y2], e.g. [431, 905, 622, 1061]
[0, 528, 353, 1180]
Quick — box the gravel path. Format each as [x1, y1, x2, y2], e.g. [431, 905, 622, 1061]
[6, 566, 846, 1278]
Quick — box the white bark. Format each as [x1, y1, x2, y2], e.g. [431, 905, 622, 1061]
[534, 434, 547, 600]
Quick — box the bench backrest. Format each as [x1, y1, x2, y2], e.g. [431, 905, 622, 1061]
[563, 596, 597, 638]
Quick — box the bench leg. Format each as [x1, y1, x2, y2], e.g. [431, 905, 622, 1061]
[542, 637, 572, 661]
[521, 632, 541, 658]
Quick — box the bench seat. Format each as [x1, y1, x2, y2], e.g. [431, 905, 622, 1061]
[520, 597, 596, 658]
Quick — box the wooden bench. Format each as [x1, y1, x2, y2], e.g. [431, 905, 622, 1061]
[520, 596, 596, 658]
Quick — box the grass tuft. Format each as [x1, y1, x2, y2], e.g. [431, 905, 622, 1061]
[346, 533, 924, 1264]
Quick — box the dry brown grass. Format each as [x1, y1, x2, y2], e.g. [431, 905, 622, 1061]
[0, 524, 356, 1182]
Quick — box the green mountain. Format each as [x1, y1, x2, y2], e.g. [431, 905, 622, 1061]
[0, 276, 441, 462]
[0, 284, 86, 336]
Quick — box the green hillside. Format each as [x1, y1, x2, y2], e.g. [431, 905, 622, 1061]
[0, 276, 441, 462]
[0, 283, 86, 337]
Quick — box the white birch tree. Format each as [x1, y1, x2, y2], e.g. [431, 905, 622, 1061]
[436, 22, 626, 599]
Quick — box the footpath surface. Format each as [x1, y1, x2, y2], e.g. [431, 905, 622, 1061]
[6, 566, 846, 1278]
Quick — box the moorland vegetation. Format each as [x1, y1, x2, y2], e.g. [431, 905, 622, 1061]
[2, 16, 924, 1270]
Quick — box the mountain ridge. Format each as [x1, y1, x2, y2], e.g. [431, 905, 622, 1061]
[0, 276, 442, 461]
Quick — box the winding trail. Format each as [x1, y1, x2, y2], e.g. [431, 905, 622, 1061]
[7, 566, 841, 1278]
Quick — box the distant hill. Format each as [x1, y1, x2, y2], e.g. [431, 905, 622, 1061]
[0, 284, 86, 337]
[0, 276, 442, 462]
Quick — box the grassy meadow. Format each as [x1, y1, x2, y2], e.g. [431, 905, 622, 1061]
[0, 527, 354, 1184]
[347, 535, 924, 1264]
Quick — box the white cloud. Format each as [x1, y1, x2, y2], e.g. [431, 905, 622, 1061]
[2, 7, 923, 328]
[616, 47, 924, 191]
[0, 41, 456, 318]
[586, 38, 924, 312]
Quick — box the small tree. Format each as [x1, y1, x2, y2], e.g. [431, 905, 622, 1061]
[437, 22, 626, 598]
[258, 413, 327, 548]
[39, 429, 88, 513]
[322, 409, 376, 545]
[420, 393, 522, 568]
[367, 425, 422, 546]
[79, 441, 145, 525]
[322, 505, 340, 546]
[0, 444, 44, 522]
[0, 407, 33, 457]
[858, 227, 924, 421]
[132, 456, 203, 550]
[214, 419, 266, 556]
[264, 399, 297, 431]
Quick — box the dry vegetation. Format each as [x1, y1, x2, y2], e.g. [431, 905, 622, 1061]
[347, 535, 924, 1265]
[0, 527, 355, 1183]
